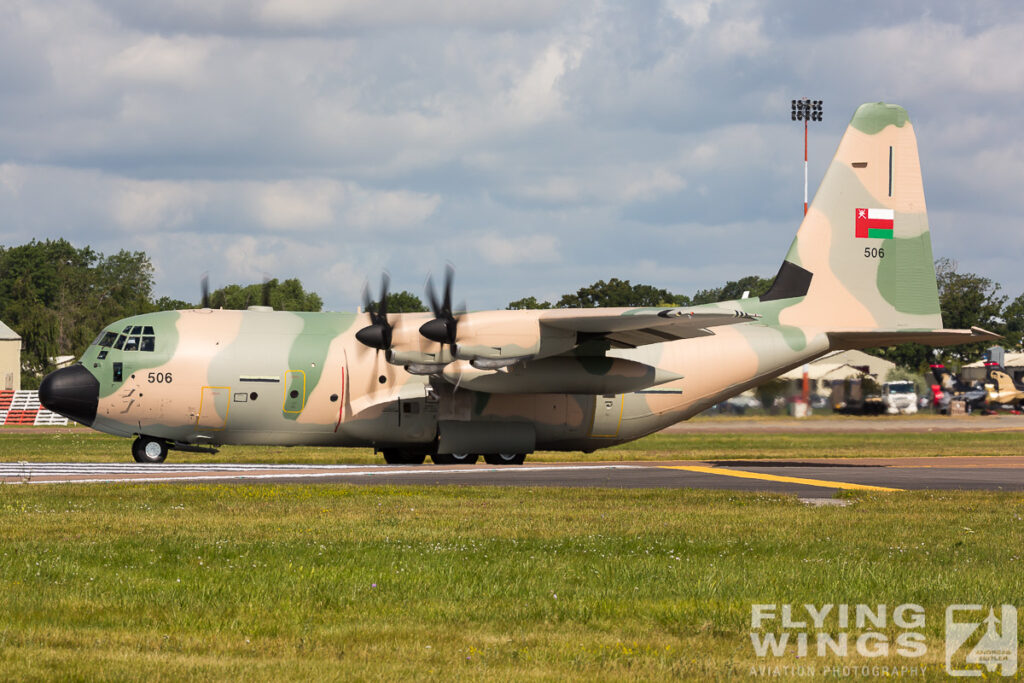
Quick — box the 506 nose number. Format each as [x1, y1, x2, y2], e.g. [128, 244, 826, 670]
[147, 372, 173, 384]
[864, 247, 885, 258]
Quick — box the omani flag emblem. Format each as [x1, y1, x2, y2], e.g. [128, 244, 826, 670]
[855, 208, 894, 239]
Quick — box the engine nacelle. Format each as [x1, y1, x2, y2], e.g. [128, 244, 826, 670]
[452, 311, 576, 362]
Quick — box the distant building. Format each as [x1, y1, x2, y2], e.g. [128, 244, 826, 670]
[777, 349, 896, 397]
[0, 321, 21, 391]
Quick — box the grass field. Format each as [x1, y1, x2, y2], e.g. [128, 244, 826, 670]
[2, 426, 1023, 679]
[2, 425, 1024, 464]
[1, 483, 1022, 680]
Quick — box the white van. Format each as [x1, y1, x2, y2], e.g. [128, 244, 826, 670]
[882, 380, 918, 415]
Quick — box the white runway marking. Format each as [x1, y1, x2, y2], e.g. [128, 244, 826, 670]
[0, 462, 644, 485]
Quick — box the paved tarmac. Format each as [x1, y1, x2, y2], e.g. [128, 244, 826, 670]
[4, 457, 1024, 499]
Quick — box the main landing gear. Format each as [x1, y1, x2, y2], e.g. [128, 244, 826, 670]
[432, 453, 526, 465]
[132, 436, 168, 464]
[380, 448, 428, 465]
[431, 452, 479, 465]
[483, 453, 526, 465]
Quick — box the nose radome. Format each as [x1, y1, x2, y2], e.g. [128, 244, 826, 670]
[39, 365, 99, 426]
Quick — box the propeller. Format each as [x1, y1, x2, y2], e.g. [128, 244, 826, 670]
[261, 276, 273, 308]
[356, 273, 393, 350]
[200, 273, 210, 308]
[420, 264, 459, 355]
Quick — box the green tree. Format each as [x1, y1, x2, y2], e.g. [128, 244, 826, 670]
[387, 290, 428, 313]
[691, 275, 773, 305]
[506, 296, 552, 310]
[152, 296, 192, 311]
[1003, 293, 1024, 350]
[208, 279, 322, 312]
[556, 279, 673, 308]
[0, 239, 155, 387]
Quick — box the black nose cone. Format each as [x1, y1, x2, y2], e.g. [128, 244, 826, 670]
[39, 365, 99, 426]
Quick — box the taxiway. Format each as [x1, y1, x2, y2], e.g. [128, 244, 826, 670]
[4, 456, 1024, 499]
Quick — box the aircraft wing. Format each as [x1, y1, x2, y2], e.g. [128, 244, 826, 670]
[827, 326, 1001, 349]
[539, 307, 760, 348]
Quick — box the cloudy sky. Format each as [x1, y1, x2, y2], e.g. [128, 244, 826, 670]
[2, 1, 1022, 311]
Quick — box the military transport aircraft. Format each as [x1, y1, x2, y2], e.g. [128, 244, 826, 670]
[40, 102, 999, 464]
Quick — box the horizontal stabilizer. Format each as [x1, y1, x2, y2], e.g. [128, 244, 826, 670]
[828, 326, 1001, 350]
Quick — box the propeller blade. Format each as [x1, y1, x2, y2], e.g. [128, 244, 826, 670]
[200, 273, 210, 308]
[261, 276, 272, 308]
[442, 263, 453, 315]
[356, 271, 393, 350]
[361, 282, 373, 314]
[421, 263, 459, 354]
[379, 272, 390, 320]
[425, 272, 442, 317]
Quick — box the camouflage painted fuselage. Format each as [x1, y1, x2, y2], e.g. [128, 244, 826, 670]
[80, 304, 831, 453]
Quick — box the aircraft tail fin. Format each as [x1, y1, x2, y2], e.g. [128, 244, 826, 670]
[760, 102, 945, 334]
[987, 362, 1024, 392]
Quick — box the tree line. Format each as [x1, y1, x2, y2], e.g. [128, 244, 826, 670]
[1, 240, 1020, 387]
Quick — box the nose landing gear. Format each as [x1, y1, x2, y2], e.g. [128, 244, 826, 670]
[132, 436, 168, 463]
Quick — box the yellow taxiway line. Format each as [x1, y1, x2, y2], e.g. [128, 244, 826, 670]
[661, 465, 903, 492]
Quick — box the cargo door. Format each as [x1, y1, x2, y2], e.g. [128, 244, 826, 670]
[197, 386, 230, 430]
[590, 394, 622, 437]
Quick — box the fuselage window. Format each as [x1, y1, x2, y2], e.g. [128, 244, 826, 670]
[140, 336, 155, 352]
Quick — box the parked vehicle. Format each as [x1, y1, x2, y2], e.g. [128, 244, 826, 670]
[882, 380, 918, 415]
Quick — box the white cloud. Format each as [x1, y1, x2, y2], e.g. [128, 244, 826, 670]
[254, 180, 340, 231]
[472, 232, 560, 265]
[111, 179, 204, 230]
[106, 35, 212, 86]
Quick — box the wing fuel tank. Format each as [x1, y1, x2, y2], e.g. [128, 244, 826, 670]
[441, 356, 681, 394]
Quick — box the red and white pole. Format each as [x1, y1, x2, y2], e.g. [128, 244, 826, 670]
[803, 118, 808, 216]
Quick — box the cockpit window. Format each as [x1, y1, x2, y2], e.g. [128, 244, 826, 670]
[94, 331, 119, 347]
[95, 326, 158, 352]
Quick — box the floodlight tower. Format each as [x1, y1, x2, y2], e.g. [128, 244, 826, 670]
[791, 98, 823, 216]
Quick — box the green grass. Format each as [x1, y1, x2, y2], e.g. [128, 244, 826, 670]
[1, 428, 1024, 464]
[0, 484, 1021, 680]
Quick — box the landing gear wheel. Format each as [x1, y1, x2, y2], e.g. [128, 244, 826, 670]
[484, 453, 526, 466]
[132, 436, 168, 464]
[431, 452, 479, 465]
[381, 449, 427, 465]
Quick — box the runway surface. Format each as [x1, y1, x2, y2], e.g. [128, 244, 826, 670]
[4, 457, 1024, 499]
